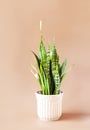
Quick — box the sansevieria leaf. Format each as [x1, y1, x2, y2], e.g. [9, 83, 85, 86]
[60, 59, 67, 76]
[32, 51, 40, 69]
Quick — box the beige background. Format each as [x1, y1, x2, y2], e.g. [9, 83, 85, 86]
[0, 0, 90, 129]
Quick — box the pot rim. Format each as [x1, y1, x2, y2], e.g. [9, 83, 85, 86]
[35, 90, 63, 97]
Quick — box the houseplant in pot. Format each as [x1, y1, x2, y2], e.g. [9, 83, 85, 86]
[31, 21, 70, 121]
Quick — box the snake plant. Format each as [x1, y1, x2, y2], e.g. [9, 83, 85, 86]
[31, 21, 70, 95]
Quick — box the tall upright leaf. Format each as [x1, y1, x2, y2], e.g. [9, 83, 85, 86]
[39, 40, 47, 62]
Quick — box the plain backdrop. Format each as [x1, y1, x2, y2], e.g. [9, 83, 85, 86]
[0, 0, 90, 130]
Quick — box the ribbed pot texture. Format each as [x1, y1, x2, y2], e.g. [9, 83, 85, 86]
[35, 91, 63, 121]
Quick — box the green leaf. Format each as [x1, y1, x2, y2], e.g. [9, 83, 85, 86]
[60, 59, 67, 76]
[59, 66, 72, 87]
[39, 40, 47, 62]
[51, 44, 61, 94]
[60, 72, 67, 84]
[53, 65, 60, 94]
[32, 51, 40, 69]
[39, 64, 45, 94]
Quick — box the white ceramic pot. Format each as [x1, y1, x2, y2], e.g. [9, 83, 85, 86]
[35, 91, 63, 121]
